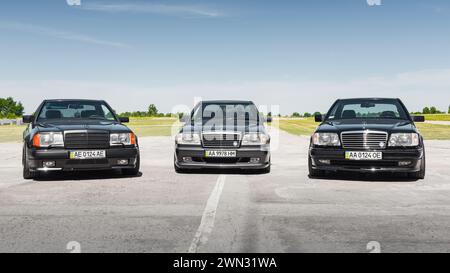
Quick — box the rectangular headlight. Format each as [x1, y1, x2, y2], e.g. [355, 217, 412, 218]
[176, 133, 201, 145]
[313, 133, 341, 146]
[33, 132, 64, 148]
[242, 133, 270, 145]
[389, 133, 419, 147]
[110, 133, 135, 146]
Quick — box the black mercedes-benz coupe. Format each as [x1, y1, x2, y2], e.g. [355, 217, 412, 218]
[174, 100, 271, 173]
[309, 98, 426, 179]
[22, 99, 140, 179]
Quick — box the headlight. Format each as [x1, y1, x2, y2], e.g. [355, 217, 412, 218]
[313, 133, 341, 146]
[389, 133, 419, 147]
[242, 133, 270, 145]
[110, 133, 136, 146]
[32, 132, 64, 148]
[176, 133, 201, 145]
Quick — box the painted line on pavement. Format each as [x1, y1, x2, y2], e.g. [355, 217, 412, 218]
[188, 174, 226, 253]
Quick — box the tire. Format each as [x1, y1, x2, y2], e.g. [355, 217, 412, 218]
[261, 162, 271, 174]
[174, 155, 187, 173]
[22, 146, 37, 180]
[174, 163, 185, 173]
[308, 155, 325, 178]
[23, 162, 35, 179]
[122, 154, 140, 176]
[409, 152, 426, 180]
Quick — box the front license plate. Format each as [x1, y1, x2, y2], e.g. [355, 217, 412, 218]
[345, 151, 382, 160]
[70, 150, 106, 160]
[205, 150, 237, 158]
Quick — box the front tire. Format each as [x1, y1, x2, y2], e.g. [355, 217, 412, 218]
[174, 163, 185, 173]
[409, 152, 426, 180]
[308, 155, 325, 178]
[122, 154, 140, 176]
[174, 155, 187, 173]
[23, 162, 36, 180]
[261, 162, 271, 174]
[22, 146, 37, 180]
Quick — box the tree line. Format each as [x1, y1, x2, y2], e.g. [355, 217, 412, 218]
[119, 104, 174, 117]
[0, 97, 24, 118]
[411, 106, 450, 115]
[290, 112, 322, 118]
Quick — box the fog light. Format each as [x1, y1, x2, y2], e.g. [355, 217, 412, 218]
[117, 159, 129, 165]
[318, 159, 330, 165]
[250, 158, 260, 163]
[43, 161, 56, 168]
[399, 161, 412, 166]
[183, 157, 192, 162]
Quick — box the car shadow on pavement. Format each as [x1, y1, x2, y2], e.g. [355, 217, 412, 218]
[33, 170, 143, 181]
[308, 172, 421, 182]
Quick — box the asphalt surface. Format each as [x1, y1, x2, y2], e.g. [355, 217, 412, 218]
[0, 128, 450, 253]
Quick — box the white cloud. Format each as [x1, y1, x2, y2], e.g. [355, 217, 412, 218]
[81, 2, 221, 18]
[1, 69, 449, 114]
[0, 22, 129, 48]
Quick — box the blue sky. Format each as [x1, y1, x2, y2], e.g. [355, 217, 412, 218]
[1, 0, 450, 114]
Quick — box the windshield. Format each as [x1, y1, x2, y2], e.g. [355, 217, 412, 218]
[37, 101, 117, 122]
[191, 102, 261, 127]
[326, 99, 409, 121]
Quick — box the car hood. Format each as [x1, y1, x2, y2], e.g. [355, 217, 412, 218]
[181, 124, 267, 134]
[36, 120, 131, 133]
[316, 119, 418, 134]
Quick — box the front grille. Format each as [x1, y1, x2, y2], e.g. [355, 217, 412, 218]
[202, 133, 241, 148]
[341, 131, 388, 150]
[65, 131, 110, 149]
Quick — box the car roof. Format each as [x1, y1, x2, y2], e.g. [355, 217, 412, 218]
[43, 99, 106, 103]
[338, 98, 400, 101]
[200, 100, 254, 104]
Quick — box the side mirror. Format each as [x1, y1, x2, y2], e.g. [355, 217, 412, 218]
[314, 114, 323, 122]
[412, 115, 425, 122]
[119, 117, 129, 123]
[23, 115, 34, 123]
[266, 117, 273, 123]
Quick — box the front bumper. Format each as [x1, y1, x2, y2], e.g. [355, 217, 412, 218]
[27, 146, 139, 172]
[175, 145, 270, 170]
[310, 146, 424, 173]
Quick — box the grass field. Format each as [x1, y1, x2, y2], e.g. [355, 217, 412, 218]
[423, 114, 450, 121]
[416, 123, 450, 140]
[127, 117, 180, 137]
[275, 118, 450, 140]
[0, 125, 26, 143]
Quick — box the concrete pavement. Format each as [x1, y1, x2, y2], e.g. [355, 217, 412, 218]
[0, 129, 450, 252]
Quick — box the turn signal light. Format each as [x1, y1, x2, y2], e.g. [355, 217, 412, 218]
[130, 133, 136, 145]
[32, 134, 40, 147]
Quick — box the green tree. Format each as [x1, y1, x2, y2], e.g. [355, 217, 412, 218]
[313, 111, 321, 116]
[0, 97, 24, 118]
[422, 107, 430, 114]
[448, 106, 450, 114]
[292, 112, 301, 118]
[148, 104, 158, 116]
[430, 106, 438, 114]
[303, 112, 311, 118]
